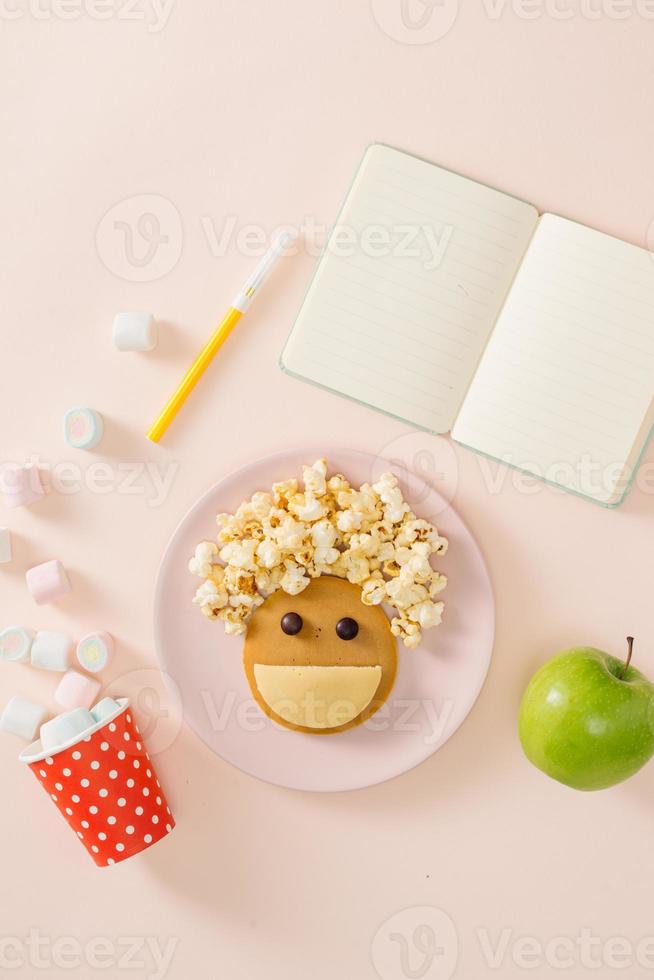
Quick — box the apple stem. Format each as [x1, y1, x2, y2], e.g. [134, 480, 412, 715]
[621, 636, 635, 679]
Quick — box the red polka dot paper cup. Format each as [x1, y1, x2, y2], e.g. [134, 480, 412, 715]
[19, 698, 175, 867]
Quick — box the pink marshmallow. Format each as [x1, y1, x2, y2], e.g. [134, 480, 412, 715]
[54, 670, 102, 711]
[26, 559, 71, 604]
[1, 464, 45, 509]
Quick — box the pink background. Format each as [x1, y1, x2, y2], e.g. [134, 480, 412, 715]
[1, 2, 653, 978]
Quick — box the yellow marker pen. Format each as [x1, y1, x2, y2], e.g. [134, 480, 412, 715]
[147, 230, 296, 443]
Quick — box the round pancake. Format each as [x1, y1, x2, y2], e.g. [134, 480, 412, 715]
[244, 576, 397, 734]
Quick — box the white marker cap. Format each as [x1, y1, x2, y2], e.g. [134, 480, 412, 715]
[232, 230, 299, 312]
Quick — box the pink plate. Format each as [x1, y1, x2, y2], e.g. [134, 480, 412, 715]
[153, 448, 495, 792]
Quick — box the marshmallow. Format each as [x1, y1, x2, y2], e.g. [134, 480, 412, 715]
[26, 559, 71, 604]
[113, 312, 157, 352]
[0, 528, 11, 563]
[0, 626, 34, 663]
[76, 631, 114, 673]
[40, 707, 95, 752]
[1, 464, 45, 509]
[63, 407, 104, 450]
[90, 697, 120, 725]
[0, 696, 48, 741]
[54, 670, 102, 711]
[31, 631, 72, 671]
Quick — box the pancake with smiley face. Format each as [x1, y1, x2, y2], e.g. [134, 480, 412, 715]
[244, 576, 397, 735]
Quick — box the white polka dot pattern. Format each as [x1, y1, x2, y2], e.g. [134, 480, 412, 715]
[27, 703, 174, 867]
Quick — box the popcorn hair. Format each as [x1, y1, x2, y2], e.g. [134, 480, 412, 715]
[189, 459, 448, 648]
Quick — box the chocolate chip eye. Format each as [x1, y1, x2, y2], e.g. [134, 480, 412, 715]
[336, 617, 359, 641]
[281, 612, 303, 636]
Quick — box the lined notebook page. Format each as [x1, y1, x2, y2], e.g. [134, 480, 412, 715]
[282, 144, 538, 432]
[452, 214, 654, 505]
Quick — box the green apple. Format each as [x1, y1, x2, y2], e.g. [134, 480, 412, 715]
[519, 638, 654, 791]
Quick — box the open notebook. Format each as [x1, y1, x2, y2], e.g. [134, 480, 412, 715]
[281, 144, 654, 506]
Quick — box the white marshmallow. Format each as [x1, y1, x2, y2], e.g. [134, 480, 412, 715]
[0, 627, 34, 663]
[40, 708, 95, 753]
[31, 631, 72, 671]
[63, 407, 104, 450]
[0, 528, 11, 563]
[113, 312, 157, 352]
[90, 697, 120, 725]
[55, 670, 102, 711]
[0, 696, 48, 741]
[1, 464, 45, 509]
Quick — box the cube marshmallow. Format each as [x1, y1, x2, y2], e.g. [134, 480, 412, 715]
[113, 312, 157, 352]
[0, 528, 11, 563]
[55, 670, 102, 711]
[31, 631, 72, 672]
[26, 559, 71, 604]
[1, 464, 45, 509]
[0, 696, 48, 741]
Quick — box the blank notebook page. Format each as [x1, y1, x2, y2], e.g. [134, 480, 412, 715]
[282, 144, 538, 433]
[452, 214, 654, 505]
